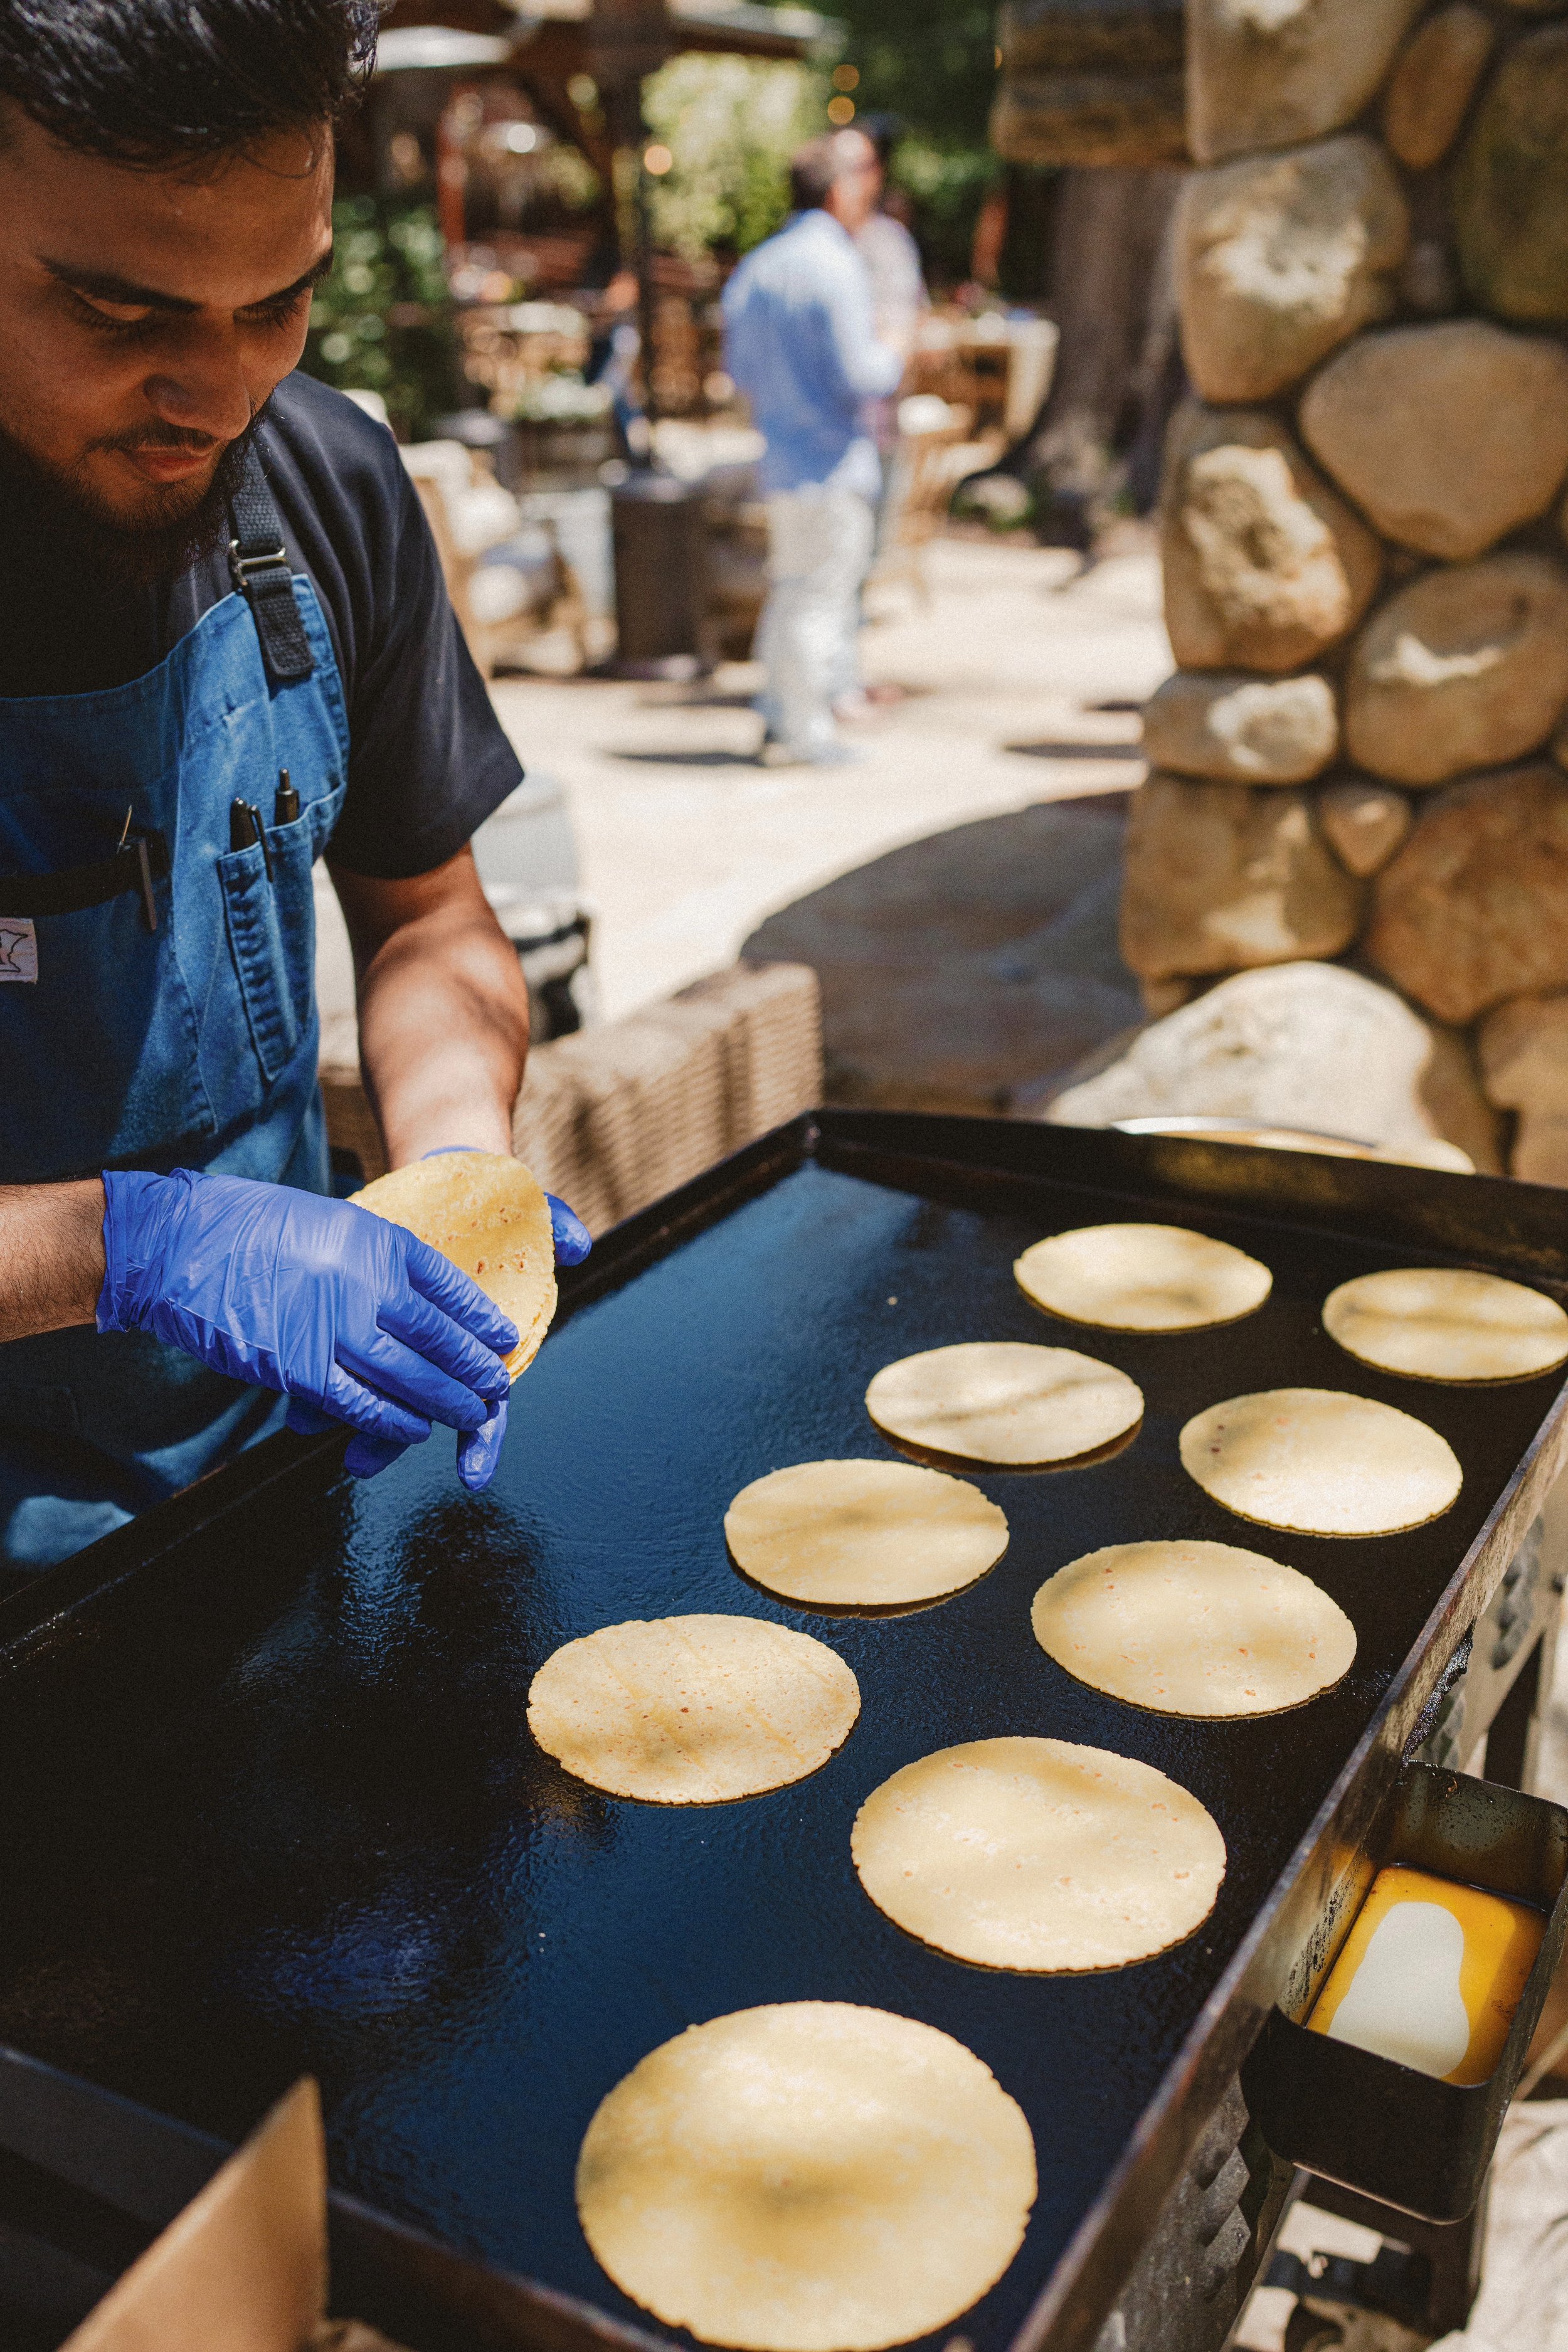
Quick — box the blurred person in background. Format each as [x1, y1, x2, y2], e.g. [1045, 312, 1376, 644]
[721, 129, 903, 767]
[848, 112, 927, 718]
[856, 117, 927, 358]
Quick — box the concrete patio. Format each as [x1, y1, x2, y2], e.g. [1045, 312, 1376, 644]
[488, 530, 1170, 1027]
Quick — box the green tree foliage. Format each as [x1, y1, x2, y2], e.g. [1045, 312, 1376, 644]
[299, 196, 465, 440]
[640, 5, 1004, 287]
[835, 0, 1001, 284]
[837, 0, 997, 149]
[642, 54, 825, 260]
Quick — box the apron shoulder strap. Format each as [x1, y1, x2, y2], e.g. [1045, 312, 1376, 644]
[228, 443, 316, 686]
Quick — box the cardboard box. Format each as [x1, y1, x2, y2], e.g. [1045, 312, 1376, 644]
[60, 2080, 407, 2352]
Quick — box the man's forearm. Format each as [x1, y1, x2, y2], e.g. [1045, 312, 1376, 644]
[0, 1180, 105, 1343]
[331, 850, 530, 1170]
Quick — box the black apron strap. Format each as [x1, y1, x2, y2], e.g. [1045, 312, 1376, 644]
[228, 443, 315, 686]
[0, 830, 169, 930]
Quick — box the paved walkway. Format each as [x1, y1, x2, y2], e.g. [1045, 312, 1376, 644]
[489, 531, 1170, 1022]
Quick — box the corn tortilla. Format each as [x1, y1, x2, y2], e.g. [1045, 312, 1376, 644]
[724, 1459, 1007, 1609]
[351, 1150, 556, 1377]
[1015, 1222, 1272, 1332]
[575, 2001, 1036, 2352]
[865, 1340, 1142, 1468]
[851, 1737, 1226, 1973]
[1031, 1539, 1356, 1717]
[1180, 1387, 1461, 1536]
[1323, 1267, 1568, 1384]
[527, 1615, 860, 1804]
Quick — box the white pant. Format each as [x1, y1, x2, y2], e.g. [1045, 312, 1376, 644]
[755, 486, 875, 757]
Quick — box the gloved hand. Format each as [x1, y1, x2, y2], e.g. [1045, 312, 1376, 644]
[546, 1191, 592, 1268]
[283, 1157, 591, 1488]
[98, 1167, 519, 1491]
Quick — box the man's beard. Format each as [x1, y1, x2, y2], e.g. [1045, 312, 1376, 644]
[0, 411, 264, 586]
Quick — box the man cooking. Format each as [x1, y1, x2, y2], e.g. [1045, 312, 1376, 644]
[0, 0, 586, 1573]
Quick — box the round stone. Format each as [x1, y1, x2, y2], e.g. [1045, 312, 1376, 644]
[1162, 402, 1382, 674]
[1119, 776, 1364, 984]
[1345, 555, 1568, 788]
[1382, 6, 1496, 171]
[1367, 765, 1568, 1026]
[1300, 323, 1568, 562]
[1176, 135, 1409, 403]
[1189, 0, 1428, 166]
[1456, 27, 1568, 322]
[1142, 670, 1339, 785]
[1317, 780, 1412, 879]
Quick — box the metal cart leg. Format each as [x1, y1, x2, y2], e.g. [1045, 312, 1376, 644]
[1289, 2174, 1488, 2341]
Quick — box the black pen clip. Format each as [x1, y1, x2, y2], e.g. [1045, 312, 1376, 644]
[229, 798, 272, 882]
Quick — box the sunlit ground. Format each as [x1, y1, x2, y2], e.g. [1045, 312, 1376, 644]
[489, 529, 1171, 1022]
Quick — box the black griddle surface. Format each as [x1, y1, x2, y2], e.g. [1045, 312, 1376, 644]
[0, 1133, 1560, 2352]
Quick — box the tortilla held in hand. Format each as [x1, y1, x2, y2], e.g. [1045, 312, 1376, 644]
[351, 1151, 556, 1377]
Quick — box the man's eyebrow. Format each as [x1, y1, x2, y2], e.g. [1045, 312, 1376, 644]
[41, 245, 335, 314]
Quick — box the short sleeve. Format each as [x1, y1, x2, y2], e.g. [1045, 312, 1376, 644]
[256, 375, 524, 882]
[327, 464, 522, 878]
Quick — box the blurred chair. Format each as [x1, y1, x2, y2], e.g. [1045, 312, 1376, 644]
[400, 438, 596, 676]
[868, 396, 987, 607]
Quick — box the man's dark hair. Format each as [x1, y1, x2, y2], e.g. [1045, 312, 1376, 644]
[860, 113, 903, 171]
[789, 129, 871, 215]
[0, 0, 379, 167]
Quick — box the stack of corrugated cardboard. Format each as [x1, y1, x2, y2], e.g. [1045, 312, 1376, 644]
[321, 963, 823, 1224]
[512, 961, 822, 1232]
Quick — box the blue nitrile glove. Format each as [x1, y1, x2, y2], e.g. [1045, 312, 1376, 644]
[546, 1191, 592, 1267]
[286, 1157, 591, 1487]
[97, 1167, 518, 1491]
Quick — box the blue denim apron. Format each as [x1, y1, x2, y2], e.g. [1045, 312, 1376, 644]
[0, 479, 349, 1569]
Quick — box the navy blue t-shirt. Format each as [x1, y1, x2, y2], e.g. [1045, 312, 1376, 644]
[0, 371, 522, 879]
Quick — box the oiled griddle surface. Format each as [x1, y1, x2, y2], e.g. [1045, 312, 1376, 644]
[0, 1145, 1559, 2352]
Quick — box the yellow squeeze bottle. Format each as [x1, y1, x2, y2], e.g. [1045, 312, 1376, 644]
[1306, 1863, 1543, 2085]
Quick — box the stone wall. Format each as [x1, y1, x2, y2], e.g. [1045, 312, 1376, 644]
[1122, 0, 1568, 1180]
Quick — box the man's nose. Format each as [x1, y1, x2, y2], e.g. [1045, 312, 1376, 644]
[141, 327, 254, 445]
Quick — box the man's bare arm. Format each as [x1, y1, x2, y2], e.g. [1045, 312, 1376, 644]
[329, 846, 530, 1170]
[0, 1180, 105, 1343]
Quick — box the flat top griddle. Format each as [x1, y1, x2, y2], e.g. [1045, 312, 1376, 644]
[0, 1113, 1563, 2352]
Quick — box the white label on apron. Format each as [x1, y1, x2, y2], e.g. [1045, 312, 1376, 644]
[0, 920, 37, 982]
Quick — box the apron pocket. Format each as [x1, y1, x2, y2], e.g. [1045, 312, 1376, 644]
[217, 787, 344, 1090]
[219, 839, 304, 1086]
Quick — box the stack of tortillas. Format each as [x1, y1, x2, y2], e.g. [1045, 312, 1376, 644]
[528, 1616, 860, 1803]
[1031, 1540, 1355, 1716]
[866, 1341, 1142, 1467]
[850, 1737, 1226, 1973]
[1015, 1222, 1271, 1332]
[351, 1150, 556, 1376]
[1180, 1388, 1461, 1535]
[1323, 1268, 1568, 1384]
[576, 2002, 1036, 2352]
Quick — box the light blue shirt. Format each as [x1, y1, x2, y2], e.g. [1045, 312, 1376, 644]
[722, 209, 903, 500]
